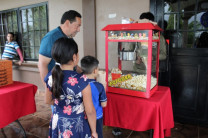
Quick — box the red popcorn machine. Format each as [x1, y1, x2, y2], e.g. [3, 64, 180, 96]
[102, 23, 162, 98]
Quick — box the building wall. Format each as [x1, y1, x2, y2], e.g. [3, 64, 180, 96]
[48, 0, 84, 58]
[0, 0, 47, 10]
[95, 0, 150, 69]
[82, 0, 96, 57]
[12, 64, 43, 90]
[0, 0, 149, 91]
[0, 0, 84, 58]
[0, 0, 84, 91]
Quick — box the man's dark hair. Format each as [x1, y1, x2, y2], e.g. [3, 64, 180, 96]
[81, 56, 99, 74]
[139, 12, 155, 22]
[61, 10, 82, 24]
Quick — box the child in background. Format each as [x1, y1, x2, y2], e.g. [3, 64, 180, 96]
[2, 32, 24, 65]
[81, 55, 107, 138]
[44, 37, 97, 138]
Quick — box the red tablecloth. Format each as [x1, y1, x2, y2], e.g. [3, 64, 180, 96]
[103, 86, 174, 138]
[0, 81, 37, 128]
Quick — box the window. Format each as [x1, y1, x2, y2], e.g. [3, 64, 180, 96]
[0, 2, 48, 60]
[0, 10, 18, 58]
[164, 0, 208, 48]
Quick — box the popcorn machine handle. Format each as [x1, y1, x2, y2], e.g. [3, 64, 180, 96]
[133, 42, 139, 60]
[133, 42, 138, 53]
[118, 42, 122, 70]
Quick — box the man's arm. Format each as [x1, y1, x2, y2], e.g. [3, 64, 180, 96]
[38, 54, 51, 84]
[44, 84, 54, 105]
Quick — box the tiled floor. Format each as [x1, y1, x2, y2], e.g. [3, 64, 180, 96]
[1, 91, 208, 138]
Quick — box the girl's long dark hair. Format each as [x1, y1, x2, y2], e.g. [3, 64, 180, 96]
[51, 37, 78, 99]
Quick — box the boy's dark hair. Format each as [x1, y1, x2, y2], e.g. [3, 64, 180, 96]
[61, 10, 82, 24]
[139, 12, 155, 22]
[8, 32, 14, 37]
[51, 37, 78, 99]
[81, 56, 99, 74]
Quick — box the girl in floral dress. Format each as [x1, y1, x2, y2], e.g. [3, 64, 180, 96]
[44, 37, 97, 138]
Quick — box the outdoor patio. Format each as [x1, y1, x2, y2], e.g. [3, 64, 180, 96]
[1, 91, 208, 138]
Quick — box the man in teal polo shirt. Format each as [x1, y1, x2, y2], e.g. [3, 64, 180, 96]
[38, 10, 82, 113]
[38, 10, 82, 84]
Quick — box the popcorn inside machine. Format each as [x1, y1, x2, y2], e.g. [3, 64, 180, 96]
[102, 23, 162, 98]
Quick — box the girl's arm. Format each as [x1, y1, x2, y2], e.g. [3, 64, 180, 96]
[82, 84, 98, 138]
[44, 84, 54, 105]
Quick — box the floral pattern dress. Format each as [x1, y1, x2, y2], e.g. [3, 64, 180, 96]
[44, 70, 91, 138]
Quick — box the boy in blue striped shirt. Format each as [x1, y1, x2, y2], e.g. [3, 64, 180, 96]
[2, 32, 24, 65]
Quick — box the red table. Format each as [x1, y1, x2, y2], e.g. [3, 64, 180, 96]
[0, 81, 37, 128]
[103, 86, 174, 138]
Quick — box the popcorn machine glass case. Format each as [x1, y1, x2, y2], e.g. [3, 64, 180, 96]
[102, 23, 162, 98]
